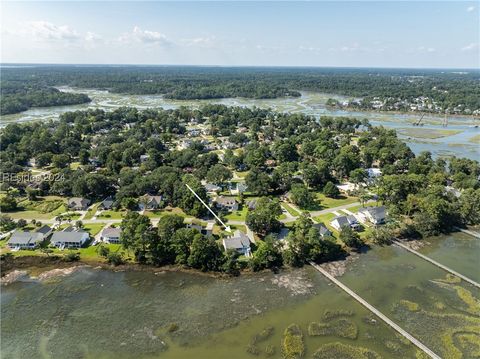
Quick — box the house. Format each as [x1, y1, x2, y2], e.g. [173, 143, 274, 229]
[63, 226, 76, 232]
[215, 196, 239, 212]
[313, 223, 332, 238]
[140, 154, 150, 163]
[101, 227, 122, 244]
[222, 230, 251, 257]
[204, 183, 222, 194]
[246, 199, 258, 210]
[229, 182, 248, 195]
[36, 225, 53, 238]
[139, 195, 163, 210]
[68, 197, 91, 211]
[186, 222, 214, 237]
[330, 215, 360, 231]
[7, 231, 45, 250]
[367, 168, 382, 179]
[50, 231, 90, 249]
[99, 196, 115, 210]
[358, 206, 387, 225]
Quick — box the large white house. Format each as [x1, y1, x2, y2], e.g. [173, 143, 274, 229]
[330, 215, 360, 231]
[100, 227, 122, 244]
[50, 231, 89, 249]
[7, 231, 46, 250]
[222, 230, 251, 257]
[357, 206, 386, 225]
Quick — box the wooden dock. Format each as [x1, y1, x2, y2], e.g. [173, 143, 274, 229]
[394, 240, 480, 289]
[309, 262, 442, 359]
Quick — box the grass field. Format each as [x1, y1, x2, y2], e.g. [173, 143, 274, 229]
[8, 196, 67, 220]
[281, 202, 300, 217]
[97, 210, 126, 219]
[83, 223, 106, 236]
[83, 203, 100, 220]
[315, 193, 358, 209]
[468, 134, 480, 144]
[225, 207, 248, 221]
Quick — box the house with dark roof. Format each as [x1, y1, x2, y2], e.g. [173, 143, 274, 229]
[204, 183, 222, 194]
[50, 231, 90, 249]
[330, 215, 360, 231]
[313, 223, 332, 238]
[101, 227, 122, 244]
[139, 195, 163, 210]
[99, 196, 115, 210]
[36, 225, 53, 237]
[7, 231, 46, 250]
[186, 222, 214, 237]
[215, 196, 239, 212]
[222, 230, 251, 257]
[358, 206, 386, 225]
[68, 197, 91, 211]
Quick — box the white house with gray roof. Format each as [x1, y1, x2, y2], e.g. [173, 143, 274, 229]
[330, 215, 360, 231]
[357, 206, 386, 225]
[7, 231, 46, 250]
[222, 230, 251, 257]
[51, 231, 89, 249]
[100, 227, 122, 244]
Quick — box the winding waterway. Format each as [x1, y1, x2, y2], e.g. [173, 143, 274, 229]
[2, 88, 479, 160]
[2, 233, 479, 359]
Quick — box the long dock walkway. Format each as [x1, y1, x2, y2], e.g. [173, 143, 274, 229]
[454, 227, 480, 239]
[309, 262, 441, 359]
[393, 240, 480, 289]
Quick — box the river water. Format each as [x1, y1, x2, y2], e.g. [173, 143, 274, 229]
[2, 233, 479, 359]
[1, 89, 479, 160]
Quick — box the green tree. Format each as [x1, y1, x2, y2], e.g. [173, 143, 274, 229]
[206, 164, 232, 185]
[120, 212, 155, 263]
[323, 181, 340, 198]
[246, 197, 282, 236]
[187, 236, 225, 271]
[0, 195, 17, 212]
[289, 183, 316, 209]
[249, 235, 283, 271]
[245, 167, 271, 196]
[339, 226, 364, 250]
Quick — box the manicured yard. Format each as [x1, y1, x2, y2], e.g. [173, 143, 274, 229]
[83, 203, 100, 220]
[97, 210, 127, 219]
[145, 207, 188, 218]
[315, 193, 358, 209]
[281, 202, 300, 217]
[313, 212, 338, 233]
[225, 207, 248, 221]
[234, 171, 249, 178]
[83, 223, 107, 236]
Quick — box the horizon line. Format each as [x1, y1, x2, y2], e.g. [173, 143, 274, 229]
[1, 62, 478, 71]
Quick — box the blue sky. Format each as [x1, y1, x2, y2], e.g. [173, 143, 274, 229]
[1, 1, 478, 68]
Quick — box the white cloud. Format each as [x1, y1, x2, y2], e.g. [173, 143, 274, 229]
[417, 46, 436, 53]
[23, 21, 80, 41]
[181, 36, 216, 48]
[467, 6, 475, 12]
[119, 26, 172, 46]
[461, 42, 478, 51]
[85, 31, 102, 42]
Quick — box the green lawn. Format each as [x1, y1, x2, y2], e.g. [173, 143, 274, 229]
[8, 196, 66, 220]
[281, 202, 300, 217]
[225, 207, 248, 221]
[315, 193, 358, 209]
[83, 203, 100, 220]
[234, 171, 249, 178]
[312, 212, 338, 233]
[83, 223, 106, 236]
[145, 207, 188, 218]
[97, 210, 126, 219]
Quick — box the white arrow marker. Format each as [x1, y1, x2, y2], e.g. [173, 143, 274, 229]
[185, 183, 232, 233]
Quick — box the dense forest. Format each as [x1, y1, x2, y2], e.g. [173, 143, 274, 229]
[0, 81, 91, 115]
[1, 65, 479, 114]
